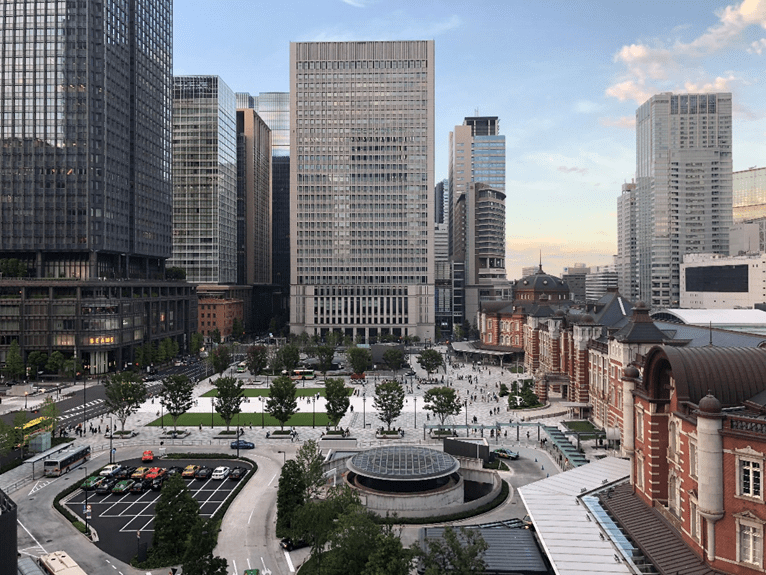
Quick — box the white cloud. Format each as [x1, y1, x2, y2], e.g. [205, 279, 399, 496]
[598, 116, 636, 129]
[574, 100, 601, 114]
[683, 74, 737, 92]
[606, 0, 766, 103]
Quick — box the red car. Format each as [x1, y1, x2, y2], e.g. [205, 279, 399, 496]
[141, 450, 154, 462]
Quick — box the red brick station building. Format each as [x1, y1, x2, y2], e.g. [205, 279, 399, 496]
[475, 265, 766, 574]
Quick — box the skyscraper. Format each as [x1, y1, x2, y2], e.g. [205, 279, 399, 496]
[635, 92, 732, 308]
[171, 76, 238, 284]
[290, 41, 435, 342]
[616, 181, 638, 301]
[0, 0, 196, 373]
[733, 166, 766, 223]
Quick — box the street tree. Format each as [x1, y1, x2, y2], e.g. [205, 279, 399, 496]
[265, 375, 297, 430]
[417, 526, 488, 575]
[213, 376, 244, 432]
[361, 529, 415, 575]
[210, 328, 221, 344]
[347, 346, 372, 376]
[27, 351, 48, 380]
[0, 419, 14, 457]
[231, 317, 244, 341]
[208, 345, 232, 376]
[246, 345, 269, 376]
[150, 474, 201, 564]
[190, 332, 204, 355]
[324, 377, 349, 429]
[417, 349, 444, 379]
[45, 351, 65, 375]
[316, 343, 335, 377]
[3, 340, 25, 380]
[63, 356, 83, 380]
[276, 459, 306, 537]
[103, 371, 147, 434]
[135, 341, 155, 370]
[39, 397, 60, 434]
[382, 348, 405, 378]
[274, 343, 300, 374]
[423, 386, 463, 426]
[181, 518, 228, 575]
[373, 380, 405, 430]
[324, 505, 388, 575]
[296, 439, 325, 500]
[160, 374, 195, 432]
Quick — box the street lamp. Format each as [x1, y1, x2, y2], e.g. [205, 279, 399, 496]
[260, 396, 264, 428]
[109, 416, 114, 464]
[82, 467, 90, 537]
[465, 399, 468, 437]
[24, 391, 28, 410]
[211, 397, 214, 429]
[414, 396, 417, 428]
[362, 392, 366, 428]
[312, 395, 316, 428]
[277, 450, 286, 464]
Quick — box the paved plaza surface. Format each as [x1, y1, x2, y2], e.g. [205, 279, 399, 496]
[5, 346, 606, 575]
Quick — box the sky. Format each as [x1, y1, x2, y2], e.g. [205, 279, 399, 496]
[173, 0, 766, 278]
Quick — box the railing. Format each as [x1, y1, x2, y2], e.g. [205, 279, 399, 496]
[727, 417, 766, 436]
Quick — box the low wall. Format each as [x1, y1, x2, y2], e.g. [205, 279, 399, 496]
[319, 438, 358, 449]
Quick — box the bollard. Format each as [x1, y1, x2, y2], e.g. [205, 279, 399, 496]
[541, 465, 544, 470]
[534, 457, 537, 462]
[546, 473, 549, 478]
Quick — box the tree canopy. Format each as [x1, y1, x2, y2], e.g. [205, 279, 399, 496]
[296, 439, 325, 500]
[423, 386, 463, 426]
[246, 345, 269, 376]
[417, 526, 488, 575]
[316, 343, 336, 376]
[208, 345, 232, 375]
[373, 380, 405, 430]
[150, 474, 201, 564]
[160, 374, 195, 432]
[324, 377, 350, 429]
[382, 348, 406, 376]
[265, 375, 298, 430]
[274, 343, 300, 374]
[276, 459, 306, 538]
[213, 376, 244, 431]
[103, 372, 147, 433]
[3, 340, 25, 380]
[347, 346, 372, 375]
[417, 349, 444, 379]
[181, 518, 228, 575]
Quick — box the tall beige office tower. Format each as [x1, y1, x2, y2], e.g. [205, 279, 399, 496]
[289, 41, 435, 342]
[635, 92, 732, 308]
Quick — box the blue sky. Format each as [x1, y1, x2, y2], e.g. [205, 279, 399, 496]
[174, 0, 766, 278]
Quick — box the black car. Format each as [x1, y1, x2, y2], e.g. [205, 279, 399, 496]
[280, 538, 308, 552]
[113, 466, 137, 480]
[229, 466, 247, 481]
[95, 478, 118, 495]
[165, 466, 184, 478]
[230, 440, 255, 449]
[405, 370, 416, 376]
[194, 466, 212, 480]
[151, 476, 166, 491]
[130, 479, 152, 494]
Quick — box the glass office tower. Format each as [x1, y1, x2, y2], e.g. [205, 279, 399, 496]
[290, 41, 435, 342]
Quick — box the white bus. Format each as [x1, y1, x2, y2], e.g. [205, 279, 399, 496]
[43, 445, 91, 477]
[38, 551, 87, 575]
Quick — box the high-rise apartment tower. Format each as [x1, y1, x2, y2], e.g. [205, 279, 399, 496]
[290, 41, 435, 342]
[634, 92, 732, 308]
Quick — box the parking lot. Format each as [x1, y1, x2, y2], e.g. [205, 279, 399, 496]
[64, 457, 253, 564]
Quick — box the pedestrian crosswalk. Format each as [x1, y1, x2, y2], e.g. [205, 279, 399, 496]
[61, 399, 104, 417]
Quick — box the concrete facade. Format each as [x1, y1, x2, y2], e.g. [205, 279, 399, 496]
[680, 252, 766, 309]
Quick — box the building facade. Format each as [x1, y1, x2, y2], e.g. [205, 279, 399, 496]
[635, 93, 732, 308]
[198, 298, 244, 342]
[170, 76, 237, 284]
[0, 0, 196, 373]
[680, 252, 766, 309]
[289, 41, 435, 342]
[616, 181, 639, 301]
[585, 266, 618, 302]
[733, 166, 766, 223]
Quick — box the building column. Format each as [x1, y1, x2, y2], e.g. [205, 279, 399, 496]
[697, 394, 724, 563]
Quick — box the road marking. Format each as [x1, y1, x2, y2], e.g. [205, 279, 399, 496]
[232, 559, 237, 575]
[267, 473, 277, 486]
[247, 558, 252, 570]
[248, 507, 255, 524]
[261, 556, 273, 575]
[17, 519, 46, 555]
[28, 477, 57, 496]
[283, 549, 294, 572]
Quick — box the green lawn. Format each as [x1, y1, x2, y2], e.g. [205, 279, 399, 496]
[201, 386, 353, 398]
[148, 412, 331, 428]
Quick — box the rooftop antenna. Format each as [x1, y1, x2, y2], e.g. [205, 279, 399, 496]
[708, 321, 714, 346]
[539, 250, 542, 271]
[475, 107, 479, 117]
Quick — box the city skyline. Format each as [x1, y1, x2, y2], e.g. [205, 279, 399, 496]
[174, 0, 766, 278]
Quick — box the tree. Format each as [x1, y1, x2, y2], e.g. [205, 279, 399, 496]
[160, 374, 195, 432]
[181, 518, 228, 575]
[63, 356, 83, 380]
[296, 439, 325, 500]
[274, 343, 300, 374]
[11, 411, 28, 457]
[150, 474, 201, 564]
[27, 351, 48, 380]
[3, 340, 25, 380]
[45, 351, 66, 375]
[347, 346, 372, 376]
[165, 266, 186, 280]
[423, 387, 463, 426]
[103, 372, 147, 433]
[316, 343, 336, 377]
[276, 459, 306, 537]
[190, 332, 204, 355]
[324, 377, 349, 429]
[246, 345, 269, 376]
[213, 376, 244, 431]
[210, 328, 221, 344]
[382, 348, 405, 378]
[208, 345, 231, 376]
[0, 419, 15, 457]
[39, 397, 60, 434]
[134, 342, 155, 370]
[417, 526, 488, 575]
[266, 375, 297, 430]
[373, 380, 405, 430]
[362, 529, 415, 575]
[231, 318, 244, 341]
[417, 349, 444, 379]
[323, 505, 388, 575]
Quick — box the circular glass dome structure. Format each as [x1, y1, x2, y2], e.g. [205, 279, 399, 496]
[347, 446, 460, 493]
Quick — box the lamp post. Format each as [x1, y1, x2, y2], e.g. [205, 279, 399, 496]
[312, 395, 316, 428]
[109, 417, 114, 464]
[82, 467, 90, 537]
[24, 391, 28, 410]
[277, 450, 286, 464]
[414, 396, 417, 428]
[260, 396, 264, 428]
[362, 392, 366, 428]
[465, 399, 468, 437]
[211, 397, 214, 429]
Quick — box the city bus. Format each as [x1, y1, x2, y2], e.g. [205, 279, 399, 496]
[236, 361, 247, 373]
[291, 369, 315, 381]
[43, 445, 91, 477]
[38, 551, 87, 575]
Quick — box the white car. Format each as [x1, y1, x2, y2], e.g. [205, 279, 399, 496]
[211, 466, 231, 480]
[99, 464, 122, 477]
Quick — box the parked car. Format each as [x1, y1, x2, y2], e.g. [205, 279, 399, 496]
[95, 478, 118, 495]
[229, 467, 247, 481]
[145, 467, 166, 480]
[405, 370, 416, 376]
[492, 448, 519, 460]
[141, 450, 154, 462]
[113, 466, 137, 480]
[230, 439, 255, 450]
[280, 538, 308, 551]
[166, 466, 184, 477]
[194, 466, 212, 480]
[211, 466, 230, 480]
[130, 479, 152, 494]
[80, 476, 104, 491]
[99, 464, 122, 477]
[111, 479, 135, 494]
[151, 476, 166, 491]
[131, 467, 150, 480]
[182, 465, 200, 478]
